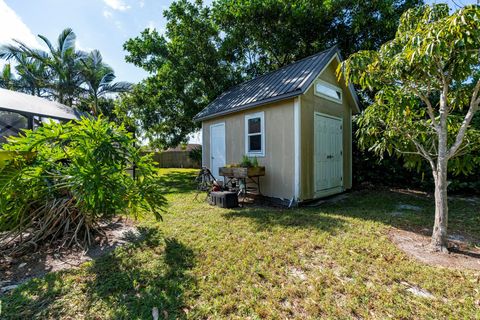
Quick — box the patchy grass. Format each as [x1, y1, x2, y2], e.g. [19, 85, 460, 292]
[1, 168, 479, 319]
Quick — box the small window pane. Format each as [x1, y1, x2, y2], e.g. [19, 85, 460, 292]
[249, 134, 261, 151]
[316, 83, 342, 101]
[248, 117, 261, 134]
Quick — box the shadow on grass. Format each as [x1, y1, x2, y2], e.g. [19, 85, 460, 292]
[312, 189, 480, 239]
[223, 190, 480, 241]
[158, 170, 198, 194]
[223, 206, 347, 234]
[0, 227, 195, 319]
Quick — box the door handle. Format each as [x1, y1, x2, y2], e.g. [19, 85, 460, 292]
[326, 155, 333, 159]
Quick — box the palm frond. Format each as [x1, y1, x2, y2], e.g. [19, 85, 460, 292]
[37, 34, 56, 55]
[57, 28, 76, 56]
[98, 81, 133, 95]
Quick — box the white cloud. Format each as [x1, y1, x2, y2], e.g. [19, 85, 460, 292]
[139, 0, 145, 8]
[76, 39, 93, 52]
[103, 0, 131, 11]
[0, 0, 40, 48]
[103, 10, 113, 19]
[147, 20, 156, 31]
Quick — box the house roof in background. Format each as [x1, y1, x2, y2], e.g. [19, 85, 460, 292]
[194, 46, 359, 121]
[0, 88, 81, 120]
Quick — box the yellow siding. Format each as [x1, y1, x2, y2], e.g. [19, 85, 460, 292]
[299, 59, 354, 201]
[202, 99, 295, 200]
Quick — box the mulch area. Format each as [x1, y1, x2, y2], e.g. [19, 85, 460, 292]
[389, 228, 480, 271]
[0, 218, 138, 294]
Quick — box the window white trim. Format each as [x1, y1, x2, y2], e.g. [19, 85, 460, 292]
[314, 79, 343, 104]
[244, 111, 265, 157]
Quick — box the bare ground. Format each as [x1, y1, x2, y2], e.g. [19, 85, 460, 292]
[389, 228, 480, 270]
[0, 217, 138, 292]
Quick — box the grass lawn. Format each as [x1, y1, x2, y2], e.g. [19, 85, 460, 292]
[1, 168, 479, 319]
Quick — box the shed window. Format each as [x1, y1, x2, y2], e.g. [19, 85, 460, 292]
[245, 112, 265, 157]
[315, 80, 343, 104]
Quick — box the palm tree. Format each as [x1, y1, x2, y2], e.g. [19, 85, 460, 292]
[79, 50, 132, 115]
[14, 53, 50, 96]
[0, 28, 132, 115]
[35, 28, 86, 106]
[0, 28, 85, 106]
[0, 64, 17, 90]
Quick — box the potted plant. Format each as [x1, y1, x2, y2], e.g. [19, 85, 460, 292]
[220, 155, 265, 177]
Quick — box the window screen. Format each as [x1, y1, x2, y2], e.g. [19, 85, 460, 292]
[0, 111, 28, 145]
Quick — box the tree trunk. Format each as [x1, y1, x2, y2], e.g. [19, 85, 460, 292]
[431, 90, 449, 252]
[431, 159, 449, 252]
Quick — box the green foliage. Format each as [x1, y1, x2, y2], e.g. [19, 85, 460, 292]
[78, 50, 132, 115]
[238, 155, 259, 167]
[1, 169, 479, 319]
[342, 4, 480, 175]
[121, 0, 238, 148]
[213, 0, 423, 76]
[240, 155, 252, 167]
[251, 156, 259, 167]
[0, 117, 166, 254]
[188, 145, 202, 165]
[122, 0, 422, 148]
[0, 28, 131, 115]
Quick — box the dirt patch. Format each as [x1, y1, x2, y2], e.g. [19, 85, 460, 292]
[0, 218, 139, 293]
[389, 228, 480, 270]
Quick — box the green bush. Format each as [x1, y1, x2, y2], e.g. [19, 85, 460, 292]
[188, 146, 202, 165]
[0, 117, 166, 255]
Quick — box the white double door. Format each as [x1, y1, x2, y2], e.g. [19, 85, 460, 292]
[314, 113, 343, 195]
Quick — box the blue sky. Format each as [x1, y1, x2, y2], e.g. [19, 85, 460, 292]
[0, 0, 477, 85]
[0, 0, 187, 84]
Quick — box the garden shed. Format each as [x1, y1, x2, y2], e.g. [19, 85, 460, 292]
[0, 88, 81, 144]
[194, 46, 361, 204]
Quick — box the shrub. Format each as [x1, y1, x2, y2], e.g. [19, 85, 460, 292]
[0, 117, 166, 255]
[188, 146, 202, 165]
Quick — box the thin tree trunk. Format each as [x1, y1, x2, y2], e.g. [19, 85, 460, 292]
[431, 159, 448, 252]
[431, 89, 449, 252]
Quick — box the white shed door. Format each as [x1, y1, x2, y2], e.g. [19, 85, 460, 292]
[210, 123, 226, 179]
[314, 113, 343, 194]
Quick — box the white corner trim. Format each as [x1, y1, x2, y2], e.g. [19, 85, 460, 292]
[201, 122, 205, 167]
[349, 108, 353, 188]
[294, 97, 301, 200]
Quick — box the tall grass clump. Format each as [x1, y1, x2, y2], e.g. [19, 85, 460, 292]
[0, 117, 165, 255]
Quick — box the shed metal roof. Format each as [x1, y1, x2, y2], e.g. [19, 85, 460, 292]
[194, 46, 358, 121]
[0, 88, 81, 120]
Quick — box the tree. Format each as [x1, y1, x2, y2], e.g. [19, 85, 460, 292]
[0, 28, 130, 116]
[122, 0, 237, 148]
[213, 0, 424, 76]
[79, 50, 131, 115]
[14, 53, 50, 96]
[341, 4, 480, 252]
[0, 117, 165, 254]
[0, 64, 16, 90]
[123, 0, 422, 147]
